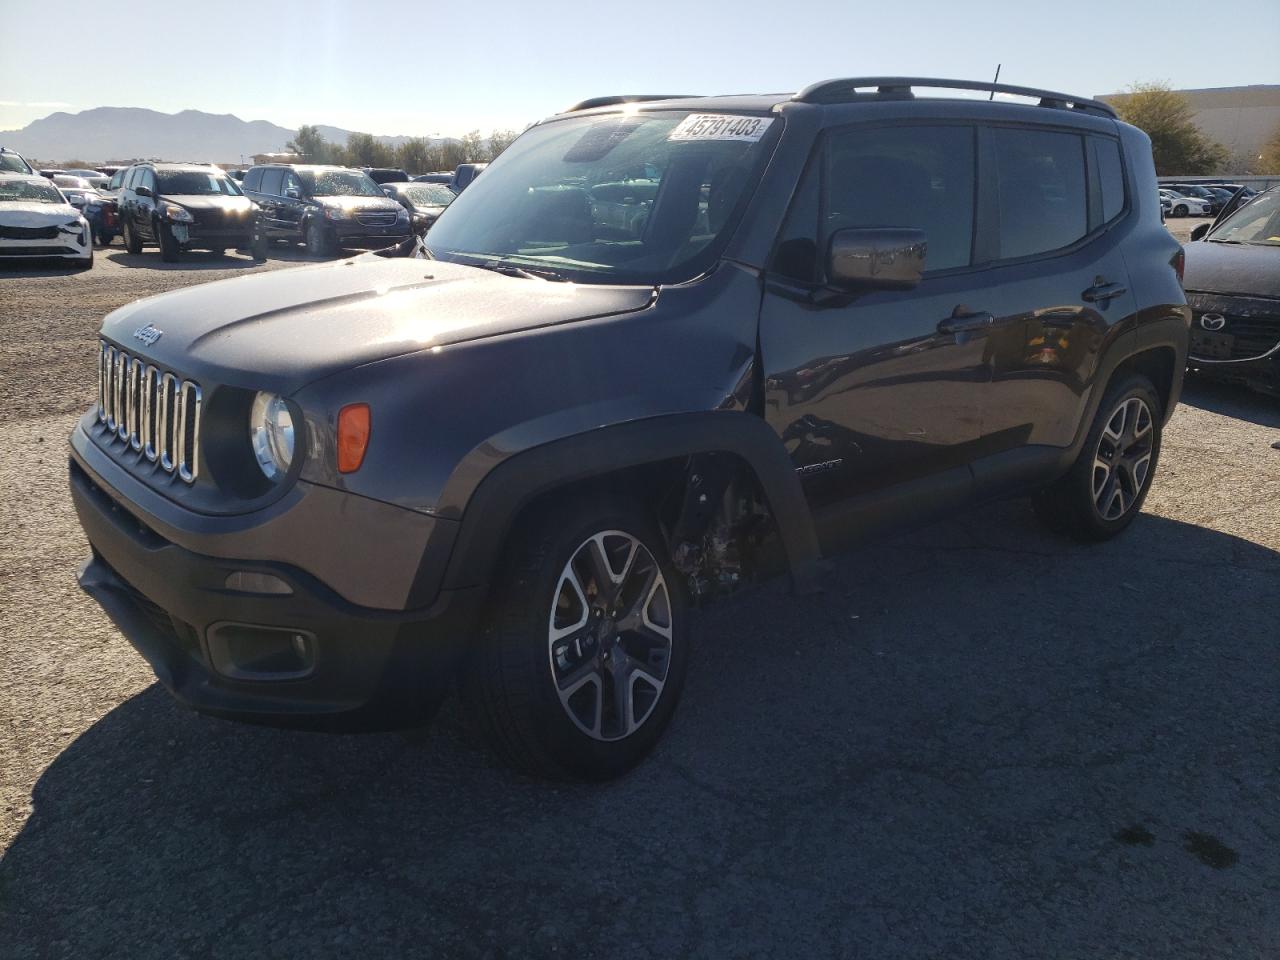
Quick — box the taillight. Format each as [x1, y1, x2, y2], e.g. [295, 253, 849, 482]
[1172, 248, 1185, 287]
[337, 403, 371, 474]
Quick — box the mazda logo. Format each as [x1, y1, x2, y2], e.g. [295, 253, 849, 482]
[1200, 313, 1227, 331]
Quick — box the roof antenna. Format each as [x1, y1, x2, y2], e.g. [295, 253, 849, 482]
[989, 64, 1001, 99]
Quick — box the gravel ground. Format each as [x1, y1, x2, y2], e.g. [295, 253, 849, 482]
[2, 226, 1278, 959]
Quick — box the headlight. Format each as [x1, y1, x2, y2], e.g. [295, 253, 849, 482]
[249, 392, 295, 481]
[396, 207, 408, 220]
[323, 206, 347, 221]
[165, 203, 194, 222]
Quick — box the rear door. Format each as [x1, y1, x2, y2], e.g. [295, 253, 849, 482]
[759, 122, 991, 539]
[137, 168, 158, 240]
[256, 168, 286, 236]
[278, 169, 306, 238]
[977, 125, 1137, 484]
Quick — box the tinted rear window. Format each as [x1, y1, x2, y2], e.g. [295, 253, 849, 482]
[243, 167, 263, 191]
[992, 128, 1087, 259]
[260, 168, 284, 196]
[1093, 137, 1125, 224]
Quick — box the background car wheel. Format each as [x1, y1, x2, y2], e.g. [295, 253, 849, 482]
[157, 220, 180, 262]
[460, 496, 690, 780]
[122, 220, 142, 255]
[1033, 374, 1162, 542]
[305, 219, 332, 257]
[1173, 204, 1188, 217]
[251, 232, 267, 262]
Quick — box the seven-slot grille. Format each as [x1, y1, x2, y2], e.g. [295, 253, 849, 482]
[96, 340, 202, 483]
[356, 211, 398, 227]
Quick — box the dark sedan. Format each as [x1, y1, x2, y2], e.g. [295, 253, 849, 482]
[1183, 186, 1280, 396]
[381, 181, 454, 234]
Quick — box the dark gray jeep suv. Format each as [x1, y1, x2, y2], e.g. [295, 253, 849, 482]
[70, 78, 1189, 779]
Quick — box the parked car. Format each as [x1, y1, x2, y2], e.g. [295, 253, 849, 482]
[381, 181, 454, 233]
[82, 192, 119, 246]
[1161, 189, 1211, 217]
[0, 146, 35, 174]
[117, 162, 262, 262]
[1163, 184, 1220, 214]
[242, 163, 410, 255]
[63, 168, 111, 188]
[450, 162, 487, 193]
[1183, 186, 1280, 395]
[38, 168, 66, 180]
[412, 172, 453, 184]
[51, 175, 100, 212]
[69, 78, 1188, 779]
[362, 167, 411, 185]
[0, 172, 93, 267]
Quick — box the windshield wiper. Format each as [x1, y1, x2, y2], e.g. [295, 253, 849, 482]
[468, 258, 567, 281]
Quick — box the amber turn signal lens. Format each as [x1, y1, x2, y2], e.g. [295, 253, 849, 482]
[337, 403, 371, 474]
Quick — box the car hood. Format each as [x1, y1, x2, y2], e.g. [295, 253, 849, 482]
[316, 196, 401, 214]
[165, 194, 254, 213]
[99, 256, 655, 393]
[1183, 240, 1280, 299]
[0, 202, 81, 225]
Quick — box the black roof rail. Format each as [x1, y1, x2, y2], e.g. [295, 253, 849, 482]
[793, 77, 1117, 118]
[564, 94, 697, 113]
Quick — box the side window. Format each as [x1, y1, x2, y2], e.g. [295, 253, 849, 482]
[260, 168, 284, 196]
[243, 167, 262, 191]
[824, 125, 976, 273]
[124, 167, 138, 190]
[992, 127, 1087, 259]
[1092, 137, 1126, 225]
[110, 169, 125, 190]
[281, 170, 302, 196]
[141, 168, 157, 193]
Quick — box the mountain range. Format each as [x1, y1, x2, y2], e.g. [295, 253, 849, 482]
[0, 107, 444, 164]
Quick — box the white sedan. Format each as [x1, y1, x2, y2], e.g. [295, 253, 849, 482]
[0, 173, 94, 267]
[1160, 190, 1212, 218]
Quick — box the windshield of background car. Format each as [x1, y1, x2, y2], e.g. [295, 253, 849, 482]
[302, 170, 383, 197]
[0, 179, 65, 203]
[1209, 189, 1280, 245]
[156, 171, 242, 196]
[424, 110, 780, 284]
[1, 153, 31, 173]
[403, 184, 454, 207]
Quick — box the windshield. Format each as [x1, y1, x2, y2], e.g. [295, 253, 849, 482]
[156, 171, 242, 196]
[1208, 189, 1280, 246]
[1, 153, 31, 173]
[401, 184, 454, 207]
[302, 169, 383, 197]
[424, 110, 778, 284]
[0, 179, 65, 203]
[53, 175, 90, 189]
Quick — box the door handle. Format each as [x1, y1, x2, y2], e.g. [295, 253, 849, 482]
[937, 310, 994, 335]
[1082, 278, 1128, 303]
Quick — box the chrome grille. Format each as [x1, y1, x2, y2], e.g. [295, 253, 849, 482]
[356, 212, 398, 226]
[96, 340, 201, 483]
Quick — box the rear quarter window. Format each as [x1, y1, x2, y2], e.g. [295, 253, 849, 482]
[1093, 137, 1126, 224]
[992, 127, 1087, 260]
[260, 168, 284, 196]
[243, 167, 263, 191]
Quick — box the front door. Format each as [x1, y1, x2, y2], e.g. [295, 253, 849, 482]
[760, 122, 991, 536]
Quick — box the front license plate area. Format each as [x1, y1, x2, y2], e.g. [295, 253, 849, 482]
[1191, 331, 1234, 360]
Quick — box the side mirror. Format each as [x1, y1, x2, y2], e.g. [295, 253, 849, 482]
[135, 186, 152, 198]
[285, 187, 301, 200]
[827, 227, 926, 291]
[1189, 223, 1211, 242]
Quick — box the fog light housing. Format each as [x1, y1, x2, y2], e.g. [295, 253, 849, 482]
[207, 623, 316, 680]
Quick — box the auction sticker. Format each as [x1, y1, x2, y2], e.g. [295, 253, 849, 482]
[668, 114, 774, 142]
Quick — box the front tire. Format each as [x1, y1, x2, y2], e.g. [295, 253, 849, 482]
[1173, 204, 1188, 217]
[1033, 374, 1162, 541]
[157, 220, 180, 262]
[305, 218, 332, 257]
[461, 497, 690, 780]
[122, 219, 142, 254]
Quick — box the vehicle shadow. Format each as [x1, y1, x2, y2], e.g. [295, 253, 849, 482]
[2, 504, 1277, 958]
[103, 250, 268, 271]
[1180, 376, 1280, 428]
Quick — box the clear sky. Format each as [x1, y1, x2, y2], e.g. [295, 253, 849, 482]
[1, 0, 1276, 137]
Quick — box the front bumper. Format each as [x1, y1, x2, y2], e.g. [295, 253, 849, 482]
[327, 219, 411, 249]
[69, 446, 480, 730]
[1187, 350, 1280, 396]
[0, 227, 91, 259]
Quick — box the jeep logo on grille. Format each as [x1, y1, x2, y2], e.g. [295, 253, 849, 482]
[1199, 313, 1227, 331]
[133, 323, 163, 346]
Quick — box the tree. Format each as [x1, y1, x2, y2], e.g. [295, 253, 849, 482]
[286, 125, 336, 164]
[439, 139, 467, 170]
[341, 132, 396, 168]
[396, 137, 435, 176]
[486, 128, 519, 161]
[459, 129, 486, 163]
[1259, 122, 1280, 175]
[1109, 82, 1228, 175]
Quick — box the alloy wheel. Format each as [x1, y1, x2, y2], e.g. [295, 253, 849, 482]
[1092, 396, 1154, 521]
[547, 530, 674, 742]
